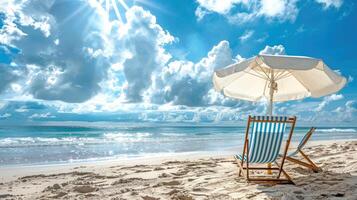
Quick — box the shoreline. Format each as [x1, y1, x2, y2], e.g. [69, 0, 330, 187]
[0, 139, 354, 168]
[1, 139, 356, 181]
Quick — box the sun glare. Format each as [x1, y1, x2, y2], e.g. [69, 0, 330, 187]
[99, 0, 128, 22]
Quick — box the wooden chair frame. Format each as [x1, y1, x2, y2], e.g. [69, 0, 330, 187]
[235, 116, 296, 184]
[285, 127, 321, 173]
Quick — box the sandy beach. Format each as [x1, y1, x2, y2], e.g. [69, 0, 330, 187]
[0, 140, 356, 200]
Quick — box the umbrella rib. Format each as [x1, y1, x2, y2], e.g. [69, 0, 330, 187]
[275, 71, 292, 81]
[245, 71, 268, 80]
[255, 58, 271, 80]
[279, 72, 293, 80]
[274, 71, 286, 80]
[263, 75, 269, 97]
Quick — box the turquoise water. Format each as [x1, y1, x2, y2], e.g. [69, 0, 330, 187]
[0, 124, 356, 166]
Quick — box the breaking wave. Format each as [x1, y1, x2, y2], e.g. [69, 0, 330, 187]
[316, 128, 357, 133]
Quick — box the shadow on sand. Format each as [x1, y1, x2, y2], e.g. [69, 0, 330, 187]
[252, 167, 357, 199]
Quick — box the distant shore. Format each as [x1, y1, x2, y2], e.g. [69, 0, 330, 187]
[1, 139, 356, 199]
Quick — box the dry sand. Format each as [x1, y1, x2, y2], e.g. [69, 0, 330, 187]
[0, 140, 356, 200]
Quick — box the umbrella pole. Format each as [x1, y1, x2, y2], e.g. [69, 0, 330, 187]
[267, 70, 274, 174]
[268, 70, 274, 116]
[268, 96, 273, 116]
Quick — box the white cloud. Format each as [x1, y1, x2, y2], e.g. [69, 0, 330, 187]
[315, 94, 344, 112]
[348, 75, 353, 83]
[29, 112, 55, 119]
[196, 0, 246, 15]
[256, 34, 269, 43]
[0, 113, 11, 119]
[0, 4, 177, 108]
[115, 6, 174, 102]
[315, 0, 343, 9]
[0, 64, 20, 94]
[331, 100, 356, 122]
[195, 0, 344, 24]
[1, 0, 112, 103]
[260, 0, 283, 16]
[259, 45, 286, 55]
[146, 40, 238, 106]
[15, 106, 29, 113]
[195, 6, 210, 21]
[196, 0, 299, 24]
[239, 30, 254, 42]
[38, 40, 245, 113]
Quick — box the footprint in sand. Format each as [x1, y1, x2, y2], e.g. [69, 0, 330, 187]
[162, 180, 181, 186]
[158, 173, 171, 178]
[73, 185, 97, 193]
[111, 177, 144, 185]
[50, 191, 67, 198]
[141, 195, 160, 200]
[153, 167, 165, 171]
[192, 187, 209, 192]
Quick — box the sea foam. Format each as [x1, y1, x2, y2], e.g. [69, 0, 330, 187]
[316, 128, 357, 133]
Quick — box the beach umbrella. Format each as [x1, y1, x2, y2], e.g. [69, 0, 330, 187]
[213, 54, 346, 115]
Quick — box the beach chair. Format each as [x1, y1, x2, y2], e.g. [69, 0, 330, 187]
[284, 127, 321, 172]
[235, 116, 296, 184]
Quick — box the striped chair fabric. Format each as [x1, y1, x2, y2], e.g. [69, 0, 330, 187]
[236, 116, 288, 163]
[287, 128, 314, 157]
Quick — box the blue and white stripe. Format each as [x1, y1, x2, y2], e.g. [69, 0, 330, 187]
[287, 129, 312, 157]
[237, 116, 288, 163]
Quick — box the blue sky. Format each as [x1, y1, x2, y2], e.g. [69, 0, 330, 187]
[0, 0, 356, 126]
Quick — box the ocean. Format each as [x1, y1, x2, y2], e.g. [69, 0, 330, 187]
[0, 124, 356, 166]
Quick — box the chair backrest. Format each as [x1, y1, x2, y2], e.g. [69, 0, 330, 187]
[246, 116, 296, 163]
[287, 127, 315, 157]
[297, 127, 316, 150]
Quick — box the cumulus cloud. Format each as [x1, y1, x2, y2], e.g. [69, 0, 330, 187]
[146, 40, 237, 106]
[116, 6, 174, 102]
[259, 0, 298, 21]
[315, 0, 343, 9]
[1, 0, 111, 103]
[195, 0, 299, 24]
[0, 64, 20, 94]
[259, 45, 286, 55]
[328, 100, 356, 122]
[315, 94, 344, 112]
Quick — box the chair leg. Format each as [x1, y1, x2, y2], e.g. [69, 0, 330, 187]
[238, 165, 242, 177]
[285, 155, 320, 172]
[280, 168, 294, 184]
[275, 162, 295, 185]
[299, 150, 321, 172]
[235, 157, 244, 177]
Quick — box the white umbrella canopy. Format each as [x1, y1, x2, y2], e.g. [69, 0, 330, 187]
[213, 54, 347, 114]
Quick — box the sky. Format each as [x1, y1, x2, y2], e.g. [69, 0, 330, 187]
[0, 0, 356, 126]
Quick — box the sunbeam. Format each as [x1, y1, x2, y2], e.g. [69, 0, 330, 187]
[97, 0, 128, 22]
[134, 0, 170, 15]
